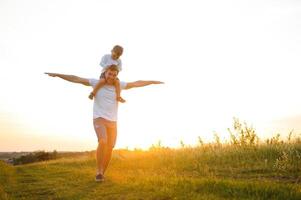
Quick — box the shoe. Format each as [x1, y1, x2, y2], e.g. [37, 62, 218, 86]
[95, 173, 105, 182]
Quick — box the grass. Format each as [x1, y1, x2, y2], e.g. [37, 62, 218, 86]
[1, 119, 300, 199]
[0, 143, 301, 200]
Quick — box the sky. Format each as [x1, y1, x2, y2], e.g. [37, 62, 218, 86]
[1, 0, 301, 151]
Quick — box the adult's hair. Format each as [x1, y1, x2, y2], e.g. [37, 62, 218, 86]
[112, 45, 123, 56]
[107, 64, 119, 72]
[100, 64, 119, 78]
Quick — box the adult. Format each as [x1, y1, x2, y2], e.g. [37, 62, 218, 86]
[45, 65, 163, 182]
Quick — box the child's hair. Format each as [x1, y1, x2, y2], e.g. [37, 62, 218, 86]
[112, 45, 123, 57]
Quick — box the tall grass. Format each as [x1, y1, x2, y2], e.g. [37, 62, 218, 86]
[0, 118, 300, 199]
[141, 117, 301, 183]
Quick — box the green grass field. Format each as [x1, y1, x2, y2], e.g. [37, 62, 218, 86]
[1, 143, 301, 200]
[1, 120, 301, 200]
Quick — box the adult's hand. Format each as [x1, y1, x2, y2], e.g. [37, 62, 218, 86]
[125, 80, 164, 89]
[44, 72, 90, 86]
[151, 81, 164, 84]
[45, 72, 59, 77]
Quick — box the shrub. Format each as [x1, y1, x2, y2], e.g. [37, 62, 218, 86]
[12, 150, 58, 165]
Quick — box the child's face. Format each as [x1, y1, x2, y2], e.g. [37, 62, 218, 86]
[111, 50, 121, 60]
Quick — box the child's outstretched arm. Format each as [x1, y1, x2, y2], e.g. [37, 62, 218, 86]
[88, 78, 106, 100]
[114, 79, 126, 103]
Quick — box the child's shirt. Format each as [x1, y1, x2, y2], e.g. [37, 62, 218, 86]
[100, 54, 122, 72]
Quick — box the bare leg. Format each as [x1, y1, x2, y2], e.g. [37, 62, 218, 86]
[89, 78, 106, 100]
[96, 140, 107, 175]
[114, 79, 126, 103]
[103, 123, 117, 174]
[103, 146, 113, 174]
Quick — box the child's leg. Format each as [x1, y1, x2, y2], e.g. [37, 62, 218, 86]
[89, 78, 106, 100]
[114, 79, 126, 103]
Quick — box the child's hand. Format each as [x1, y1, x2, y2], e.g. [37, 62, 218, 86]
[88, 92, 94, 100]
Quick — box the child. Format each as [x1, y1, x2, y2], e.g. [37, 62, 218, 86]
[89, 45, 126, 103]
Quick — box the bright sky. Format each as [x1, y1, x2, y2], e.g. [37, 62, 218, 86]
[1, 0, 301, 151]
